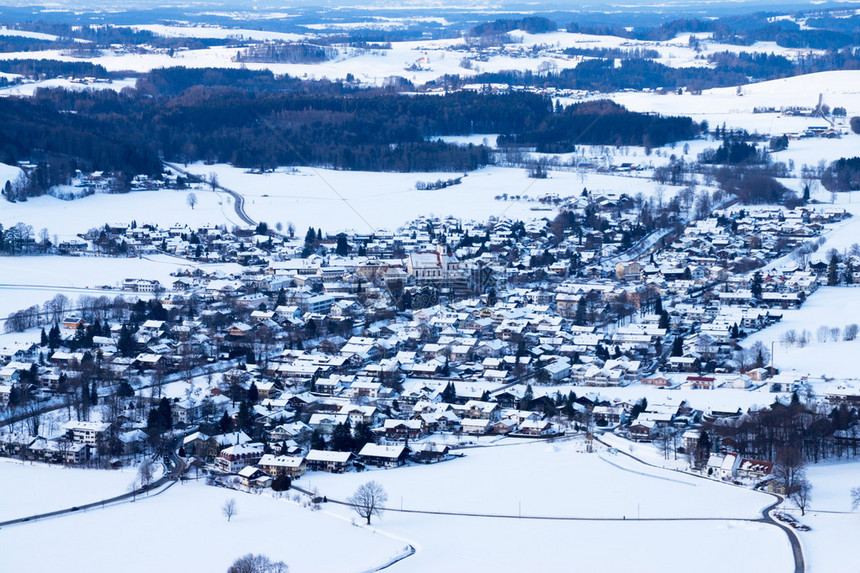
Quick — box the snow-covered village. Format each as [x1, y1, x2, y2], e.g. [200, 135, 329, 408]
[0, 1, 859, 571]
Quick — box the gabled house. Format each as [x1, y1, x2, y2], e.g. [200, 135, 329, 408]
[358, 444, 410, 468]
[383, 419, 425, 441]
[216, 443, 264, 474]
[305, 449, 353, 473]
[258, 454, 306, 478]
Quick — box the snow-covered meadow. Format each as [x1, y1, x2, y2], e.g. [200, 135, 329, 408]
[792, 459, 860, 573]
[0, 479, 407, 573]
[0, 458, 146, 521]
[0, 438, 797, 573]
[308, 438, 769, 519]
[0, 255, 242, 318]
[297, 437, 793, 572]
[743, 287, 860, 379]
[181, 163, 685, 234]
[0, 186, 239, 240]
[0, 22, 836, 91]
[576, 71, 860, 139]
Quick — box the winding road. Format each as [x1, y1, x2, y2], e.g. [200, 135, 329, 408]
[0, 440, 185, 529]
[291, 435, 804, 573]
[593, 434, 805, 573]
[164, 162, 256, 227]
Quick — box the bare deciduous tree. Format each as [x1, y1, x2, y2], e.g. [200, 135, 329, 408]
[790, 479, 812, 516]
[348, 481, 388, 525]
[186, 192, 198, 210]
[228, 553, 288, 573]
[138, 458, 156, 488]
[222, 498, 238, 522]
[851, 486, 860, 510]
[774, 446, 806, 498]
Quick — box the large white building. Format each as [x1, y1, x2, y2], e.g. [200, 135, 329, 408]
[407, 245, 465, 285]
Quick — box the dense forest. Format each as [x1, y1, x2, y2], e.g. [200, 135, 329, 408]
[0, 59, 112, 79]
[821, 157, 860, 192]
[704, 397, 860, 465]
[469, 17, 558, 37]
[497, 99, 698, 151]
[569, 12, 860, 50]
[0, 73, 700, 196]
[234, 42, 339, 64]
[450, 47, 860, 93]
[0, 23, 237, 52]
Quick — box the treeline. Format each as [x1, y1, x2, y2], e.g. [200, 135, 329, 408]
[497, 99, 699, 151]
[805, 13, 860, 35]
[821, 157, 860, 192]
[235, 42, 339, 64]
[709, 48, 860, 81]
[463, 59, 748, 93]
[712, 20, 856, 51]
[0, 59, 111, 79]
[698, 138, 766, 166]
[470, 17, 557, 37]
[459, 47, 860, 93]
[5, 22, 236, 50]
[0, 222, 40, 255]
[705, 397, 859, 464]
[134, 67, 356, 97]
[566, 11, 859, 51]
[3, 72, 700, 179]
[0, 34, 56, 53]
[0, 95, 162, 196]
[142, 88, 535, 171]
[562, 46, 659, 59]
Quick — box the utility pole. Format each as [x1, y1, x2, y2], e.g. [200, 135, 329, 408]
[770, 340, 774, 378]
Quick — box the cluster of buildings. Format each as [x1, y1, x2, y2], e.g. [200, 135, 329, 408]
[1, 198, 858, 478]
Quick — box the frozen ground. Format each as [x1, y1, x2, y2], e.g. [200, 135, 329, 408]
[0, 255, 243, 318]
[307, 437, 769, 519]
[0, 162, 22, 187]
[0, 458, 147, 521]
[302, 437, 792, 572]
[182, 163, 686, 234]
[0, 438, 793, 573]
[792, 459, 860, 573]
[743, 287, 860, 380]
[0, 187, 239, 240]
[0, 480, 405, 573]
[385, 514, 789, 573]
[0, 77, 137, 97]
[575, 71, 860, 136]
[0, 23, 831, 91]
[537, 382, 785, 415]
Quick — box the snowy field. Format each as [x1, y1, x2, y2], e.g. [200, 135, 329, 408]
[0, 255, 242, 318]
[793, 459, 860, 573]
[0, 24, 833, 90]
[0, 187, 240, 240]
[0, 439, 794, 573]
[301, 437, 793, 572]
[381, 514, 789, 573]
[0, 480, 406, 573]
[575, 71, 860, 136]
[743, 287, 860, 379]
[0, 77, 138, 97]
[181, 163, 686, 234]
[0, 458, 144, 521]
[538, 382, 785, 415]
[307, 438, 769, 519]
